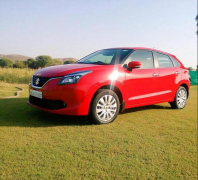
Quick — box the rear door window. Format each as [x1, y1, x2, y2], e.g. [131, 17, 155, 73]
[169, 56, 180, 67]
[156, 53, 174, 68]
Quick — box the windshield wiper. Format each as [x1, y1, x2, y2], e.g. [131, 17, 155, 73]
[77, 62, 88, 64]
[91, 61, 107, 65]
[77, 61, 107, 65]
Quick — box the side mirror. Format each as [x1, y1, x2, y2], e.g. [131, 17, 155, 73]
[128, 61, 141, 69]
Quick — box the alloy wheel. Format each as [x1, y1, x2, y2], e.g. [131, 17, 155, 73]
[177, 89, 187, 108]
[95, 95, 117, 122]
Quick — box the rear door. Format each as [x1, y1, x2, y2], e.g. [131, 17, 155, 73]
[124, 50, 160, 107]
[154, 52, 181, 101]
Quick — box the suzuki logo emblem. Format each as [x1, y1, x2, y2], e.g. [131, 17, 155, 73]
[35, 78, 40, 85]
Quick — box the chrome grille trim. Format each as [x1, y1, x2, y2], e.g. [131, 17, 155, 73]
[31, 76, 62, 89]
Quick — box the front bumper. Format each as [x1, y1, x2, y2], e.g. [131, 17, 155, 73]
[27, 78, 95, 116]
[29, 96, 66, 110]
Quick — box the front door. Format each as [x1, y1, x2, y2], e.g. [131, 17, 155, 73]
[124, 50, 159, 107]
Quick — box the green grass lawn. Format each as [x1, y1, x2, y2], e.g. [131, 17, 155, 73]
[0, 83, 197, 179]
[0, 82, 25, 98]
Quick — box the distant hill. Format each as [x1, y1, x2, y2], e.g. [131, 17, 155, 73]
[0, 54, 78, 63]
[0, 54, 32, 61]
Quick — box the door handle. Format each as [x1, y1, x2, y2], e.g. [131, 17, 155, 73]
[175, 71, 180, 75]
[152, 73, 159, 77]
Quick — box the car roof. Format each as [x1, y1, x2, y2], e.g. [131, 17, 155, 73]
[106, 47, 175, 57]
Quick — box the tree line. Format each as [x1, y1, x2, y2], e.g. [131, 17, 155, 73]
[1, 55, 196, 70]
[0, 55, 76, 69]
[187, 66, 198, 71]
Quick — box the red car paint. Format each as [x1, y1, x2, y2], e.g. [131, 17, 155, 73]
[27, 47, 190, 116]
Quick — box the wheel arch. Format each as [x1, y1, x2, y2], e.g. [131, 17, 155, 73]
[89, 84, 125, 113]
[97, 85, 123, 103]
[180, 83, 189, 98]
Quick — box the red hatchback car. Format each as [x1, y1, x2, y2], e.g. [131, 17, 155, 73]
[28, 47, 190, 124]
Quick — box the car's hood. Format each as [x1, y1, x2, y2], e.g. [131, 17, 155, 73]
[34, 64, 108, 77]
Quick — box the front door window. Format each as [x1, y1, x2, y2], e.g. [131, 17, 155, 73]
[127, 50, 154, 69]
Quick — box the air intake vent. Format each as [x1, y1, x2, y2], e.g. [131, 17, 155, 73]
[29, 96, 67, 110]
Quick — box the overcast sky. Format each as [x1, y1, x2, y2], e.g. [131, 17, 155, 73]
[0, 0, 197, 68]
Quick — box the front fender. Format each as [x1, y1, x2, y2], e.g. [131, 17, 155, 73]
[80, 79, 126, 115]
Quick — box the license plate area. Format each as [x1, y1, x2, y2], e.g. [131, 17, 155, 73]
[30, 89, 42, 99]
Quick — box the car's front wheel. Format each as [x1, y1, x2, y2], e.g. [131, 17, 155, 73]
[89, 89, 120, 124]
[170, 86, 187, 109]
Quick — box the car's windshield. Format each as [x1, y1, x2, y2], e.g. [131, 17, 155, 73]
[77, 49, 132, 65]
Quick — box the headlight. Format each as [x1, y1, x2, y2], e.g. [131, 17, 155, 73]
[57, 70, 92, 85]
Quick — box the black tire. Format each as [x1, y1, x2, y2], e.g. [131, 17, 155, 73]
[170, 86, 187, 109]
[89, 89, 120, 124]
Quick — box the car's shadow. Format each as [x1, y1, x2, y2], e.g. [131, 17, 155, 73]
[0, 97, 171, 127]
[121, 104, 171, 114]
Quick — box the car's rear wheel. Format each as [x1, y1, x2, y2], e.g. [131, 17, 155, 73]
[170, 86, 187, 109]
[89, 89, 120, 124]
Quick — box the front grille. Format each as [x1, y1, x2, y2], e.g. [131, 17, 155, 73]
[29, 96, 67, 110]
[32, 76, 52, 87]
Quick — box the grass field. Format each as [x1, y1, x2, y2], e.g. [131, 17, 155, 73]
[0, 82, 197, 179]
